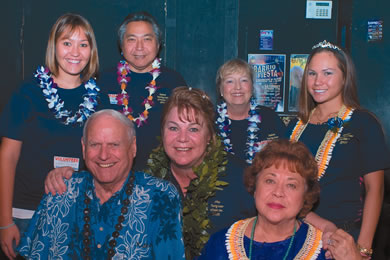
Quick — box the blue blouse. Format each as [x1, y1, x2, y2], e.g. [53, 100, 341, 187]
[199, 220, 326, 260]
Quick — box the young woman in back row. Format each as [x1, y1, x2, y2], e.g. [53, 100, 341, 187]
[287, 40, 390, 259]
[0, 13, 107, 259]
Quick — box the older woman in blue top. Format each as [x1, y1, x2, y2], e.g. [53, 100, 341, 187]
[199, 139, 363, 260]
[215, 58, 285, 165]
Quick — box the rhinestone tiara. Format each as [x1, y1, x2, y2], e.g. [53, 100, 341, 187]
[312, 40, 341, 50]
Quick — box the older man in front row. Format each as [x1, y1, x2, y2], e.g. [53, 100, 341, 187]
[17, 109, 184, 259]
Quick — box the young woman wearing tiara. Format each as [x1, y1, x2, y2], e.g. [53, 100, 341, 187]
[287, 40, 390, 259]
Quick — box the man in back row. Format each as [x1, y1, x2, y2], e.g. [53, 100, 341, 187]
[102, 11, 187, 171]
[18, 109, 184, 259]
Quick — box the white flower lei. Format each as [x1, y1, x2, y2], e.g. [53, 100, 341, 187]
[216, 98, 261, 164]
[35, 66, 100, 125]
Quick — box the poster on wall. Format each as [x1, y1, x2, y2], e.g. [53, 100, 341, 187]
[288, 54, 309, 112]
[248, 54, 286, 112]
[367, 19, 383, 42]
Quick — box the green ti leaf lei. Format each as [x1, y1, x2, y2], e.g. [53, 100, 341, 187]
[145, 136, 228, 259]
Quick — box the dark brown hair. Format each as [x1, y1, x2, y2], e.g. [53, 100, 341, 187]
[244, 139, 320, 218]
[299, 43, 360, 123]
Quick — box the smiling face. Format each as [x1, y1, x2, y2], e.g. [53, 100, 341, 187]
[82, 114, 136, 191]
[121, 21, 159, 73]
[55, 27, 91, 81]
[162, 107, 210, 170]
[306, 51, 345, 107]
[254, 163, 306, 225]
[221, 71, 253, 108]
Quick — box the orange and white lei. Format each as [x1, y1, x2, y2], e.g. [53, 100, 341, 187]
[225, 217, 323, 260]
[290, 105, 354, 180]
[116, 58, 161, 127]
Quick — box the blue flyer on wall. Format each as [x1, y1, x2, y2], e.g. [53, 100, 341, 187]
[367, 19, 383, 42]
[248, 54, 285, 112]
[259, 30, 273, 50]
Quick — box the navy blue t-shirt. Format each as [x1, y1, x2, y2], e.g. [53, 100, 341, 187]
[286, 109, 390, 238]
[208, 153, 256, 234]
[0, 78, 109, 210]
[160, 154, 256, 236]
[208, 106, 286, 234]
[199, 221, 326, 260]
[98, 65, 186, 171]
[225, 106, 286, 163]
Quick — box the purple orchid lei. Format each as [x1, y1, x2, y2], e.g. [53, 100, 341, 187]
[35, 66, 100, 126]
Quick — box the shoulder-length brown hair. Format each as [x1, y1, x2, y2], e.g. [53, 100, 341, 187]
[45, 13, 99, 82]
[244, 139, 320, 218]
[161, 86, 216, 145]
[299, 43, 360, 123]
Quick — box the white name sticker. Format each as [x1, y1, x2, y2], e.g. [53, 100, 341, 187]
[54, 156, 80, 171]
[108, 94, 118, 105]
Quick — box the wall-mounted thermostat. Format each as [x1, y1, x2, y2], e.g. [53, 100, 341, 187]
[306, 0, 332, 19]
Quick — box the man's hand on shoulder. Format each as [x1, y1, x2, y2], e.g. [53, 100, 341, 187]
[44, 167, 74, 195]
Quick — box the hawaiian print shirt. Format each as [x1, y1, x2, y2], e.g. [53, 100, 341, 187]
[18, 171, 184, 259]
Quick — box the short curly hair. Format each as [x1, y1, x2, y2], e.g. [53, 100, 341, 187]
[161, 86, 216, 145]
[215, 58, 254, 101]
[244, 139, 320, 218]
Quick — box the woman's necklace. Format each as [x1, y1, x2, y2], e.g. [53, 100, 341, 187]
[116, 58, 161, 127]
[216, 97, 261, 164]
[249, 216, 297, 260]
[35, 66, 100, 126]
[82, 172, 135, 260]
[313, 111, 339, 125]
[290, 105, 354, 180]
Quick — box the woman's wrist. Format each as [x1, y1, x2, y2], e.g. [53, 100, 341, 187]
[357, 243, 372, 259]
[0, 221, 16, 230]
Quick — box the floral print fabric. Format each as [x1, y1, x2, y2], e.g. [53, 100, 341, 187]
[18, 171, 184, 259]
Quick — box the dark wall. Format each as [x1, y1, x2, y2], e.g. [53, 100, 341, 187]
[174, 0, 238, 101]
[351, 0, 390, 142]
[237, 0, 390, 143]
[238, 0, 339, 114]
[0, 0, 167, 110]
[0, 0, 238, 111]
[350, 6, 390, 257]
[239, 0, 338, 56]
[0, 1, 23, 112]
[2, 0, 389, 141]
